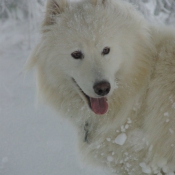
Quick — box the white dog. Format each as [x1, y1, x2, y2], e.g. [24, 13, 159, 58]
[28, 0, 175, 174]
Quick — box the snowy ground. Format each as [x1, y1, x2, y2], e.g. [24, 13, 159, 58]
[0, 20, 108, 175]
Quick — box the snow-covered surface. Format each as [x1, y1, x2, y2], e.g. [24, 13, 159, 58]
[0, 20, 107, 175]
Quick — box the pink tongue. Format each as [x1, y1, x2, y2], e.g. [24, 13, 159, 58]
[90, 97, 108, 115]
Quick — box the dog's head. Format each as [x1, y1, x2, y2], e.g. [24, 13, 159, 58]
[28, 0, 152, 115]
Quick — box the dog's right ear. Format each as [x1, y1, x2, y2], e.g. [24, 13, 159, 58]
[43, 0, 67, 26]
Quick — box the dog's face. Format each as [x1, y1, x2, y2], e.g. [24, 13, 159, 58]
[34, 0, 148, 115]
[57, 35, 122, 115]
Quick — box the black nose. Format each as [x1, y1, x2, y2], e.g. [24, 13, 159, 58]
[93, 81, 111, 96]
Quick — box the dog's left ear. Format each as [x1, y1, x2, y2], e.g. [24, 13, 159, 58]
[90, 0, 108, 6]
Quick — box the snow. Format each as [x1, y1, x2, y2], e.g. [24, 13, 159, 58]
[166, 119, 170, 123]
[107, 156, 114, 162]
[139, 162, 152, 174]
[0, 20, 107, 175]
[121, 125, 126, 132]
[114, 133, 127, 146]
[169, 128, 174, 134]
[127, 118, 132, 124]
[164, 112, 169, 117]
[168, 173, 175, 175]
[106, 138, 111, 142]
[125, 124, 129, 129]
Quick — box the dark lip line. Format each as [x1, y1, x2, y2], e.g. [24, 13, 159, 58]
[72, 78, 91, 109]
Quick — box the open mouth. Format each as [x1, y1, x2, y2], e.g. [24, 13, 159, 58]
[72, 78, 108, 115]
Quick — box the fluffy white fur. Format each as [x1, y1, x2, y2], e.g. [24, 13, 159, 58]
[28, 0, 175, 174]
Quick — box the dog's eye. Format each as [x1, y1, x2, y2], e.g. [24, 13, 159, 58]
[71, 51, 84, 59]
[102, 47, 110, 55]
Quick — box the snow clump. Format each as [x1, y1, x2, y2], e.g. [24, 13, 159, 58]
[114, 133, 127, 146]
